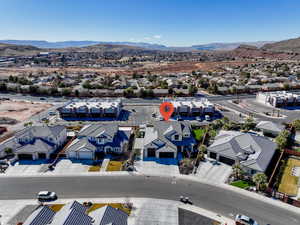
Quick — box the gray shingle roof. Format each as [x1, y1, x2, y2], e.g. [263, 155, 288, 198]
[16, 139, 53, 154]
[0, 125, 66, 155]
[66, 124, 130, 153]
[143, 121, 195, 150]
[65, 137, 97, 153]
[49, 200, 91, 225]
[16, 125, 65, 139]
[23, 206, 55, 225]
[208, 130, 277, 172]
[79, 124, 118, 138]
[89, 205, 128, 225]
[25, 201, 128, 225]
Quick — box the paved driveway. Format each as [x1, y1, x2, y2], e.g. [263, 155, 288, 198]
[135, 161, 180, 177]
[194, 158, 232, 183]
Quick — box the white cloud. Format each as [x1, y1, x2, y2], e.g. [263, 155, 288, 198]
[153, 35, 162, 39]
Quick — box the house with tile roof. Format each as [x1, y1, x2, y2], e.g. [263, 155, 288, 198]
[207, 130, 277, 174]
[0, 125, 66, 160]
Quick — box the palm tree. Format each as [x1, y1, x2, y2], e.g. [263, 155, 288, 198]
[275, 130, 290, 151]
[194, 145, 206, 167]
[252, 173, 268, 191]
[232, 163, 243, 180]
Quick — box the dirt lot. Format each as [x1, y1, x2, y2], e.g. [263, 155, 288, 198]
[0, 60, 254, 77]
[195, 60, 253, 72]
[0, 100, 52, 130]
[0, 62, 200, 77]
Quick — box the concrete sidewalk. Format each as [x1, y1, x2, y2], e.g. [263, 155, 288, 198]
[0, 197, 234, 225]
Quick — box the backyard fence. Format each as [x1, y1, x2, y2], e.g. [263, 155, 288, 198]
[267, 150, 285, 188]
[284, 149, 300, 157]
[265, 188, 300, 208]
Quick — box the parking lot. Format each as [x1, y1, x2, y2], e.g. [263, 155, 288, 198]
[216, 98, 300, 124]
[124, 105, 160, 125]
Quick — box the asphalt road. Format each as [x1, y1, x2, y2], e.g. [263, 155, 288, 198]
[0, 93, 257, 104]
[0, 176, 299, 225]
[217, 100, 300, 124]
[4, 91, 300, 104]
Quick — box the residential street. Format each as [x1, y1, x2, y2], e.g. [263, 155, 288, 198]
[0, 175, 299, 225]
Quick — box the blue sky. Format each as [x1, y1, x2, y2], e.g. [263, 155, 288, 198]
[1, 0, 300, 46]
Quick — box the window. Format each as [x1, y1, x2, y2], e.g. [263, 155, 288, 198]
[174, 135, 179, 140]
[183, 133, 190, 137]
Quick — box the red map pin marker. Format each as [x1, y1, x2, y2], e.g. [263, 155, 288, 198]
[160, 102, 174, 121]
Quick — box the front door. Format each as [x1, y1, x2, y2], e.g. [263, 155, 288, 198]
[147, 148, 156, 157]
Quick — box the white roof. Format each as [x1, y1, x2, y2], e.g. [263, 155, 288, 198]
[171, 98, 214, 108]
[256, 121, 284, 133]
[63, 99, 122, 110]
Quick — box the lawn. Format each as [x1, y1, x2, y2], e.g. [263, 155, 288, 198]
[230, 180, 253, 189]
[106, 161, 123, 171]
[88, 165, 101, 172]
[278, 158, 300, 196]
[193, 129, 206, 141]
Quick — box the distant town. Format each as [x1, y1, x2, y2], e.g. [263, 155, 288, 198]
[1, 36, 300, 225]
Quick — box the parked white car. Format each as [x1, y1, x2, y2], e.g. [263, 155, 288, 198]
[37, 191, 57, 201]
[235, 214, 259, 225]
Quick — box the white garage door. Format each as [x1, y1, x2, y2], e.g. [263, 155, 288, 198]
[78, 151, 94, 160]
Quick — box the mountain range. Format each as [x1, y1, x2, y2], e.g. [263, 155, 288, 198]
[0, 39, 274, 51]
[1, 36, 300, 59]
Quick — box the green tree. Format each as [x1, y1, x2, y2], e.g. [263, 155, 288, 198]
[49, 87, 58, 95]
[275, 130, 290, 150]
[232, 163, 244, 180]
[242, 116, 256, 131]
[82, 81, 92, 89]
[212, 119, 224, 130]
[252, 173, 268, 191]
[188, 85, 198, 96]
[29, 85, 39, 94]
[0, 82, 7, 91]
[230, 86, 237, 95]
[4, 147, 13, 156]
[283, 83, 290, 90]
[24, 121, 33, 127]
[123, 87, 135, 98]
[291, 119, 300, 131]
[195, 145, 206, 166]
[62, 88, 72, 96]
